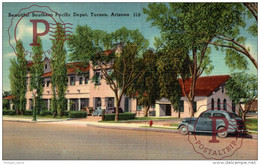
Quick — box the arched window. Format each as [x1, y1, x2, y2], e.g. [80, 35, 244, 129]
[217, 99, 221, 110]
[211, 98, 214, 110]
[223, 99, 227, 110]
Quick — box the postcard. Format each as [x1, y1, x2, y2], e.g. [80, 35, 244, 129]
[2, 2, 258, 163]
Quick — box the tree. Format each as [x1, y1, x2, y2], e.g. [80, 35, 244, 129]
[225, 73, 257, 121]
[68, 25, 149, 121]
[143, 3, 244, 117]
[204, 3, 257, 69]
[50, 23, 68, 117]
[126, 49, 160, 117]
[30, 37, 44, 121]
[9, 40, 27, 115]
[3, 91, 11, 110]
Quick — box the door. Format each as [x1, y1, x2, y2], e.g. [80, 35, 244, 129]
[196, 112, 212, 131]
[124, 98, 129, 112]
[165, 104, 171, 116]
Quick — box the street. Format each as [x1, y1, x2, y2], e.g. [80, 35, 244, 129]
[3, 121, 258, 160]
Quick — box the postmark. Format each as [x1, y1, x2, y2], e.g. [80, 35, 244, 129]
[185, 102, 247, 160]
[8, 4, 72, 59]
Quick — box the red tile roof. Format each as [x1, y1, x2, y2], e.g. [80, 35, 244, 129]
[4, 95, 15, 100]
[42, 62, 90, 77]
[179, 75, 230, 97]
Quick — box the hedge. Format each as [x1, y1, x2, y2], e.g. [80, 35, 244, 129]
[68, 111, 87, 118]
[3, 110, 16, 115]
[40, 110, 52, 116]
[23, 110, 33, 116]
[103, 112, 136, 121]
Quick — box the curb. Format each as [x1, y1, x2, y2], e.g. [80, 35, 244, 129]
[3, 119, 68, 123]
[86, 123, 179, 133]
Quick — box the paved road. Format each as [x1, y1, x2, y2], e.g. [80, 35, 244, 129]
[3, 121, 257, 160]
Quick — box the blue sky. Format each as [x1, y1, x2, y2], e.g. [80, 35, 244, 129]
[2, 2, 257, 91]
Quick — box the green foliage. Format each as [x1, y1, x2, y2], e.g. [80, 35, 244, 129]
[3, 110, 16, 115]
[247, 24, 257, 36]
[225, 49, 248, 70]
[103, 112, 136, 121]
[68, 111, 87, 118]
[40, 110, 52, 116]
[2, 91, 11, 110]
[68, 25, 149, 121]
[30, 37, 44, 120]
[9, 40, 27, 114]
[23, 110, 33, 116]
[225, 72, 257, 104]
[50, 23, 68, 117]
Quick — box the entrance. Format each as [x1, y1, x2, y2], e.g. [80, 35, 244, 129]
[159, 104, 172, 116]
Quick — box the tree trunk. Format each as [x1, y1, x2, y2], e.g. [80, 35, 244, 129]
[144, 106, 150, 117]
[178, 110, 181, 118]
[32, 93, 37, 121]
[187, 99, 194, 117]
[115, 99, 120, 121]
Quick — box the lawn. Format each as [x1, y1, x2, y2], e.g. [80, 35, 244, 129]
[245, 118, 258, 132]
[99, 116, 181, 123]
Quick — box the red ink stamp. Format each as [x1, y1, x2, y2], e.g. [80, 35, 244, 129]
[179, 102, 248, 160]
[8, 4, 72, 59]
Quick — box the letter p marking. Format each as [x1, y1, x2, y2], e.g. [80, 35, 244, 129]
[30, 19, 49, 46]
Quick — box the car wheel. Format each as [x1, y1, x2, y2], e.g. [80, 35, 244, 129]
[217, 126, 228, 138]
[179, 125, 189, 135]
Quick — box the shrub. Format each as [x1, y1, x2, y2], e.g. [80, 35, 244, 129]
[23, 110, 33, 116]
[3, 110, 16, 115]
[68, 111, 87, 118]
[63, 111, 69, 117]
[103, 112, 136, 121]
[40, 110, 52, 116]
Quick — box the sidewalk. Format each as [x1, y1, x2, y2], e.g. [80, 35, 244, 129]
[3, 116, 68, 122]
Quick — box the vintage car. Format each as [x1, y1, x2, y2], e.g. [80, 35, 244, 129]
[178, 110, 246, 138]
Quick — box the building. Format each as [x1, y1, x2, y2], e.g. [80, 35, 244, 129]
[154, 75, 236, 118]
[5, 57, 236, 117]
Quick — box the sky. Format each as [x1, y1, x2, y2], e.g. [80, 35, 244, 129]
[2, 2, 258, 91]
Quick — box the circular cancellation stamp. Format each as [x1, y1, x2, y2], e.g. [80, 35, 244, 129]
[8, 4, 72, 59]
[184, 103, 247, 160]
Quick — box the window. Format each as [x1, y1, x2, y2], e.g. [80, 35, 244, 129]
[232, 102, 236, 112]
[193, 101, 197, 112]
[217, 99, 221, 110]
[45, 64, 47, 69]
[47, 81, 50, 87]
[94, 71, 101, 85]
[79, 77, 83, 85]
[42, 80, 45, 87]
[95, 97, 101, 109]
[179, 100, 184, 112]
[213, 113, 226, 117]
[136, 100, 142, 111]
[107, 97, 114, 108]
[223, 99, 227, 110]
[211, 98, 214, 110]
[81, 98, 89, 109]
[222, 86, 224, 93]
[70, 76, 75, 85]
[85, 77, 88, 84]
[201, 113, 211, 118]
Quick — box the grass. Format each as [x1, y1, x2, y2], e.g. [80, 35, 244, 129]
[141, 126, 178, 130]
[170, 123, 180, 127]
[245, 118, 258, 132]
[99, 117, 181, 123]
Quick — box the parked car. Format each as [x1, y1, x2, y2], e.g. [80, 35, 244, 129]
[106, 107, 124, 114]
[178, 110, 246, 138]
[93, 107, 103, 116]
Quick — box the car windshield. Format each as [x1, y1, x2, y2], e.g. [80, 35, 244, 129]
[228, 112, 240, 119]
